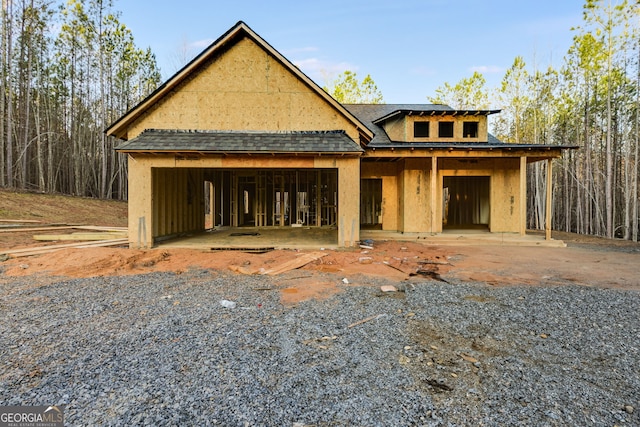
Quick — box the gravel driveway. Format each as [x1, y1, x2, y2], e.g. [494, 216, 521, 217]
[0, 269, 638, 426]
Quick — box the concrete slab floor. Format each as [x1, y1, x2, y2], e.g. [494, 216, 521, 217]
[361, 230, 566, 247]
[155, 226, 565, 250]
[156, 227, 339, 251]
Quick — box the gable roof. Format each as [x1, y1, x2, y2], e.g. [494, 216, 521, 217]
[105, 21, 373, 142]
[115, 129, 363, 155]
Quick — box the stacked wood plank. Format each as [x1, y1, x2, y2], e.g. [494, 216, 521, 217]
[0, 223, 129, 258]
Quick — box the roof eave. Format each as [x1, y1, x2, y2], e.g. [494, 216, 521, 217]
[372, 109, 502, 125]
[116, 149, 363, 156]
[364, 144, 578, 152]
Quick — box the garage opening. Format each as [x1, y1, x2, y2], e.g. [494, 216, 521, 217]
[204, 169, 338, 228]
[443, 176, 490, 229]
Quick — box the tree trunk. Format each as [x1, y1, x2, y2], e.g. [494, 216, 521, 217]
[5, 0, 13, 187]
[0, 0, 7, 187]
[633, 40, 640, 242]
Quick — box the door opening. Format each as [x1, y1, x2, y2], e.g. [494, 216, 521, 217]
[443, 176, 490, 229]
[360, 179, 382, 229]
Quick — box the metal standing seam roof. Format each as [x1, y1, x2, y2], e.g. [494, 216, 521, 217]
[115, 129, 364, 154]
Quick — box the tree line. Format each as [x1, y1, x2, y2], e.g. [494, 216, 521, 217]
[0, 0, 161, 199]
[428, 0, 640, 241]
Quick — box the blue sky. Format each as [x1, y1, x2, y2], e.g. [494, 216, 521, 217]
[117, 0, 586, 106]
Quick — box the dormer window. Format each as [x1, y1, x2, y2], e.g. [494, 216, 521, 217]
[463, 122, 478, 138]
[439, 122, 454, 138]
[414, 122, 430, 138]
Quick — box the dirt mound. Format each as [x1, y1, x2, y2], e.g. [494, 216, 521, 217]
[0, 188, 127, 226]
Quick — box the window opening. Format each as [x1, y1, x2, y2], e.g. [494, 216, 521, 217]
[414, 122, 430, 138]
[463, 122, 478, 138]
[439, 121, 454, 138]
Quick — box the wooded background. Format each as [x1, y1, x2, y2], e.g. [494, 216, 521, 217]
[0, 0, 160, 200]
[1, 0, 639, 241]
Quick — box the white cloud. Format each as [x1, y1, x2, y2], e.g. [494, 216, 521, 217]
[469, 65, 503, 74]
[189, 38, 216, 49]
[292, 57, 357, 83]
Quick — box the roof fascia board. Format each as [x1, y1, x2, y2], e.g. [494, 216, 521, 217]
[372, 109, 502, 125]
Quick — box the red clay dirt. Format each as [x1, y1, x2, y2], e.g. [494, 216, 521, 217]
[1, 189, 639, 304]
[2, 238, 638, 305]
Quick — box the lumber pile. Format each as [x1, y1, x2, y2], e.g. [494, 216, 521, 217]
[0, 223, 129, 258]
[0, 238, 129, 258]
[33, 231, 127, 241]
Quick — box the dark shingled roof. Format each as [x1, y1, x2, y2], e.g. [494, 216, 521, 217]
[344, 104, 503, 147]
[345, 104, 449, 141]
[115, 129, 364, 154]
[343, 104, 577, 151]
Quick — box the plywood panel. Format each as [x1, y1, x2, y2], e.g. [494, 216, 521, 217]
[488, 168, 520, 233]
[399, 159, 430, 232]
[381, 176, 398, 231]
[126, 36, 360, 142]
[127, 156, 153, 248]
[337, 158, 360, 246]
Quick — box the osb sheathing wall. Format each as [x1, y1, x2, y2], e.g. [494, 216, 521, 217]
[361, 159, 434, 233]
[381, 116, 407, 142]
[398, 158, 433, 233]
[122, 35, 365, 247]
[127, 155, 206, 247]
[362, 157, 523, 234]
[333, 157, 360, 246]
[125, 37, 360, 141]
[439, 158, 521, 233]
[381, 115, 488, 143]
[152, 168, 205, 238]
[404, 116, 487, 143]
[361, 162, 399, 231]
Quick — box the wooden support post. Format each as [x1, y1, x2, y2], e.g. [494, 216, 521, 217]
[519, 156, 527, 236]
[209, 181, 215, 229]
[430, 156, 437, 233]
[545, 158, 553, 241]
[316, 170, 322, 227]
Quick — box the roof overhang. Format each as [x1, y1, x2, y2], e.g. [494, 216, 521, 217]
[362, 143, 578, 160]
[372, 109, 502, 125]
[105, 21, 373, 144]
